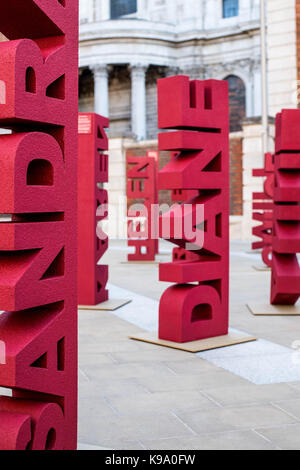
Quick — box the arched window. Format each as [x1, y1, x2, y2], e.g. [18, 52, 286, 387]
[223, 0, 239, 18]
[111, 0, 137, 19]
[224, 75, 246, 132]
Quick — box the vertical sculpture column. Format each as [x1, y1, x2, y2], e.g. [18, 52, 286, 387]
[0, 1, 78, 450]
[252, 152, 274, 267]
[271, 110, 300, 305]
[157, 76, 229, 343]
[158, 76, 229, 343]
[127, 152, 158, 261]
[78, 113, 109, 306]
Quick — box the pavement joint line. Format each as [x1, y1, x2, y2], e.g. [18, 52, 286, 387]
[198, 390, 224, 408]
[107, 352, 120, 364]
[164, 365, 179, 376]
[170, 411, 198, 436]
[251, 429, 281, 449]
[270, 402, 300, 423]
[198, 400, 292, 410]
[79, 367, 90, 383]
[254, 422, 300, 433]
[138, 441, 147, 450]
[104, 396, 120, 416]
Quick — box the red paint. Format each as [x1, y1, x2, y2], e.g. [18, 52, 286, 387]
[252, 153, 275, 267]
[0, 1, 78, 450]
[271, 110, 300, 305]
[157, 76, 229, 343]
[78, 113, 109, 305]
[127, 152, 158, 261]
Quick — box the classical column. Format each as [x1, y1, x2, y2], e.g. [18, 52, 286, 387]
[130, 64, 148, 141]
[91, 64, 110, 118]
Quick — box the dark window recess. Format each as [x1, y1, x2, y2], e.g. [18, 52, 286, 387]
[223, 0, 239, 18]
[224, 75, 246, 133]
[111, 0, 137, 19]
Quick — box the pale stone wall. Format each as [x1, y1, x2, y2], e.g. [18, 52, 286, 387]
[267, 0, 298, 116]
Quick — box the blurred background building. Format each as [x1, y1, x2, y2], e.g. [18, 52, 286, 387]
[80, 0, 299, 240]
[1, 1, 296, 241]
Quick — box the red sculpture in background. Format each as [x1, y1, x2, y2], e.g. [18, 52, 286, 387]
[127, 151, 158, 261]
[157, 76, 230, 343]
[78, 113, 109, 305]
[0, 1, 78, 450]
[252, 153, 275, 267]
[271, 109, 300, 305]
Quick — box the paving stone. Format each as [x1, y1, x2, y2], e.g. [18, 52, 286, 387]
[107, 391, 218, 415]
[78, 412, 195, 445]
[255, 424, 300, 450]
[203, 383, 300, 407]
[176, 404, 297, 435]
[272, 399, 300, 420]
[81, 362, 177, 382]
[138, 370, 247, 393]
[110, 348, 193, 364]
[79, 378, 150, 399]
[141, 430, 277, 450]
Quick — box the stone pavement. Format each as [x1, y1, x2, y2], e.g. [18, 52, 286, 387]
[78, 240, 300, 450]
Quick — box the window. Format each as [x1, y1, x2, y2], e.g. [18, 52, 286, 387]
[224, 75, 246, 132]
[110, 0, 137, 19]
[223, 0, 239, 18]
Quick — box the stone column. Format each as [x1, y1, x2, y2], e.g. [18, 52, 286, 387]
[253, 63, 262, 117]
[130, 64, 147, 141]
[91, 64, 110, 118]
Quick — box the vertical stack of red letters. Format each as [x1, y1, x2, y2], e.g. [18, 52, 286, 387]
[252, 153, 275, 267]
[0, 0, 78, 450]
[157, 76, 230, 343]
[127, 151, 158, 261]
[78, 113, 109, 306]
[271, 110, 300, 305]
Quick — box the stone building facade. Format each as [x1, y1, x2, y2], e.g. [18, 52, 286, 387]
[77, 1, 300, 239]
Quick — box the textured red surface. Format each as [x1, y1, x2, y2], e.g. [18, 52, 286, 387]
[170, 152, 198, 262]
[157, 76, 229, 343]
[127, 151, 158, 261]
[0, 0, 78, 450]
[252, 153, 275, 267]
[78, 113, 109, 305]
[271, 110, 300, 305]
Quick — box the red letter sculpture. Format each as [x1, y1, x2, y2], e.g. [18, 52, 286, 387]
[170, 153, 198, 263]
[271, 110, 300, 305]
[157, 76, 229, 343]
[78, 113, 109, 305]
[0, 0, 78, 450]
[127, 151, 158, 261]
[252, 153, 274, 267]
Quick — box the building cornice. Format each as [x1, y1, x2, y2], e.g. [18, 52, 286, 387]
[79, 19, 260, 45]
